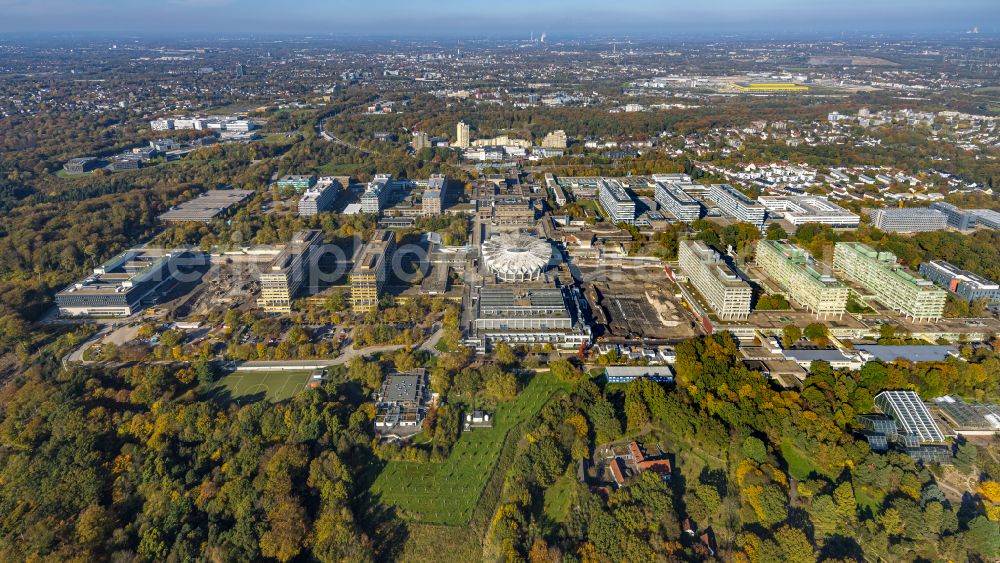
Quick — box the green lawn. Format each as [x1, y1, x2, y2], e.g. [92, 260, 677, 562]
[542, 472, 577, 524]
[210, 370, 313, 403]
[780, 437, 819, 480]
[369, 374, 570, 525]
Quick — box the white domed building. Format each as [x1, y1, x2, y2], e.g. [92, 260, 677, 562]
[481, 233, 553, 282]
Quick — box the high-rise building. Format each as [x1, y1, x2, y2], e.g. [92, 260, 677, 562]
[654, 181, 702, 223]
[412, 131, 430, 151]
[833, 242, 947, 321]
[708, 184, 766, 227]
[361, 174, 394, 214]
[422, 174, 447, 215]
[930, 202, 977, 231]
[918, 260, 1000, 304]
[236, 63, 246, 77]
[755, 240, 848, 319]
[257, 230, 324, 313]
[350, 230, 397, 313]
[678, 240, 752, 320]
[455, 122, 470, 148]
[541, 130, 568, 149]
[598, 180, 636, 224]
[298, 177, 341, 217]
[870, 207, 948, 233]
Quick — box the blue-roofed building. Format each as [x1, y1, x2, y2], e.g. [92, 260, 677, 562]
[855, 344, 959, 363]
[604, 366, 674, 384]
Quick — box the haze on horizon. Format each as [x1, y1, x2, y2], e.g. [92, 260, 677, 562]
[0, 0, 996, 37]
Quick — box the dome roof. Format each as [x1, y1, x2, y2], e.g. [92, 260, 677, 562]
[481, 233, 553, 281]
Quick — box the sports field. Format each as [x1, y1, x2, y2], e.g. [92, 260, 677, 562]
[369, 373, 570, 525]
[211, 370, 314, 403]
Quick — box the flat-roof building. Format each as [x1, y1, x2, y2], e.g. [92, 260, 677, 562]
[930, 202, 977, 231]
[56, 249, 200, 317]
[64, 157, 102, 174]
[678, 239, 752, 320]
[919, 260, 1000, 304]
[350, 230, 397, 313]
[604, 366, 674, 384]
[756, 240, 849, 319]
[375, 370, 429, 430]
[870, 207, 948, 233]
[969, 209, 1000, 230]
[361, 174, 398, 214]
[757, 195, 859, 228]
[257, 230, 324, 313]
[422, 174, 447, 215]
[472, 284, 591, 352]
[275, 175, 317, 190]
[599, 180, 637, 224]
[297, 177, 341, 217]
[708, 184, 765, 227]
[833, 242, 947, 321]
[159, 189, 254, 223]
[654, 181, 702, 223]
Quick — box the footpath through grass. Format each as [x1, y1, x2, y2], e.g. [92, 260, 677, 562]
[370, 373, 571, 525]
[210, 370, 313, 403]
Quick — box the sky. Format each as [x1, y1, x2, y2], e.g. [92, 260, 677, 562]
[0, 0, 996, 36]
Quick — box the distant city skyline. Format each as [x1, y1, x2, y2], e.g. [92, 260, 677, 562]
[0, 0, 996, 36]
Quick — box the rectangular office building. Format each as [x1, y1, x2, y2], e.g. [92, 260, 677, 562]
[257, 230, 324, 313]
[422, 174, 447, 215]
[654, 181, 702, 223]
[298, 177, 341, 217]
[757, 196, 859, 228]
[350, 230, 397, 313]
[918, 260, 1000, 304]
[599, 180, 637, 224]
[678, 239, 752, 320]
[833, 242, 947, 321]
[159, 189, 254, 222]
[708, 184, 766, 227]
[930, 202, 977, 231]
[56, 249, 200, 317]
[275, 175, 317, 190]
[969, 209, 1000, 230]
[870, 207, 948, 233]
[756, 240, 849, 319]
[472, 284, 591, 351]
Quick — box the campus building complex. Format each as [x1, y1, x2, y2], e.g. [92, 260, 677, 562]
[678, 239, 752, 320]
[919, 260, 1000, 304]
[422, 174, 447, 215]
[599, 180, 636, 224]
[158, 189, 254, 223]
[870, 207, 948, 233]
[350, 230, 397, 313]
[833, 242, 947, 321]
[654, 181, 702, 223]
[257, 230, 324, 313]
[361, 175, 393, 214]
[708, 184, 766, 227]
[471, 284, 591, 352]
[56, 249, 201, 317]
[297, 177, 340, 217]
[755, 240, 849, 319]
[757, 195, 860, 228]
[930, 202, 978, 231]
[275, 175, 316, 190]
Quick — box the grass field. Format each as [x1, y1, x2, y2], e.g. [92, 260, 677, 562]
[211, 370, 313, 403]
[369, 374, 571, 525]
[542, 472, 577, 524]
[780, 437, 820, 480]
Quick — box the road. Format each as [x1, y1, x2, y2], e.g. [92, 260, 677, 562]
[315, 116, 370, 154]
[63, 326, 112, 365]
